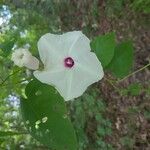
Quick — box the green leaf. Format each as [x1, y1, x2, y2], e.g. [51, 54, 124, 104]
[20, 79, 78, 150]
[90, 32, 116, 68]
[107, 41, 134, 78]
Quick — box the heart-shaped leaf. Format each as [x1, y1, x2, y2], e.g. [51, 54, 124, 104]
[107, 41, 134, 78]
[90, 32, 116, 68]
[20, 79, 78, 150]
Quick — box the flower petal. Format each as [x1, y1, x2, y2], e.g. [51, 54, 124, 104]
[33, 68, 71, 100]
[38, 31, 90, 70]
[68, 31, 91, 57]
[34, 64, 65, 84]
[38, 33, 66, 70]
[35, 31, 104, 101]
[64, 52, 104, 100]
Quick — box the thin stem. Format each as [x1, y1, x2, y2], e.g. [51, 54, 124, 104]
[118, 63, 150, 83]
[1, 79, 29, 87]
[0, 69, 21, 86]
[105, 77, 120, 92]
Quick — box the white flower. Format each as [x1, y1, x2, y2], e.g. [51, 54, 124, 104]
[34, 31, 104, 101]
[11, 48, 39, 70]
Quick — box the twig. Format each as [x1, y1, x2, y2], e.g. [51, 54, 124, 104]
[117, 63, 150, 83]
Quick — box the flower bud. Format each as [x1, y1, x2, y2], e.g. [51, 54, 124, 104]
[11, 48, 39, 70]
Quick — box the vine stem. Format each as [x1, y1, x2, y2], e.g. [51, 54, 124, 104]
[104, 77, 120, 92]
[117, 63, 150, 83]
[0, 69, 21, 86]
[105, 63, 150, 92]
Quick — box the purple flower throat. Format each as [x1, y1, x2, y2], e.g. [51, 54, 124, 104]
[64, 57, 74, 68]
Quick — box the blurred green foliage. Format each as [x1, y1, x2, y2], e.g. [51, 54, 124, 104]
[70, 89, 114, 150]
[131, 0, 150, 14]
[120, 136, 135, 149]
[106, 0, 150, 16]
[106, 0, 125, 17]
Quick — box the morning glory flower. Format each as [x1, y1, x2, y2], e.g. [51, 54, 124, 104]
[11, 48, 39, 70]
[34, 31, 104, 101]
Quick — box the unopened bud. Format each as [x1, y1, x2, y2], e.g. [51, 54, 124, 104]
[11, 48, 39, 70]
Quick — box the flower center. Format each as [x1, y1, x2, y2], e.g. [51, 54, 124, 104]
[64, 57, 74, 68]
